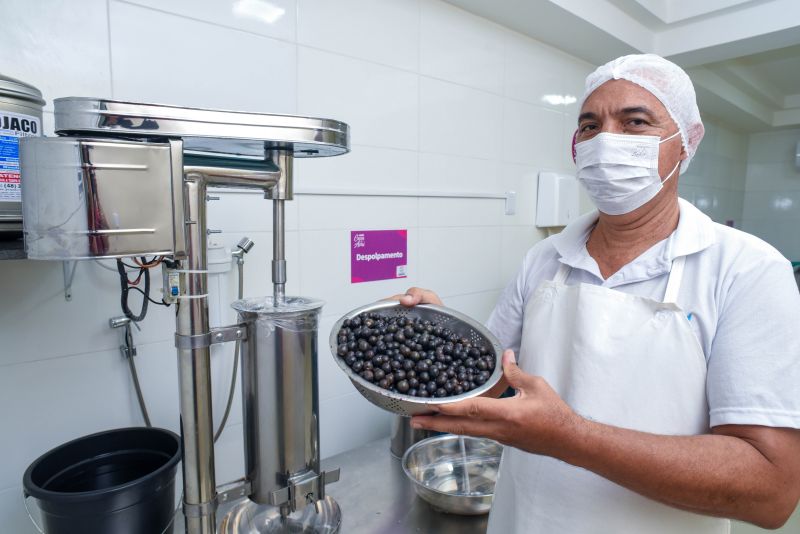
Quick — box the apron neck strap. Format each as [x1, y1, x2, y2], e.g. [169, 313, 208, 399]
[554, 262, 572, 285]
[663, 255, 686, 303]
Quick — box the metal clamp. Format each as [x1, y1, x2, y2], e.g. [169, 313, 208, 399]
[268, 468, 341, 512]
[174, 324, 247, 349]
[182, 498, 218, 519]
[216, 478, 252, 505]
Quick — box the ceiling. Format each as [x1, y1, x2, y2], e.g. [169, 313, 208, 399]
[445, 0, 800, 131]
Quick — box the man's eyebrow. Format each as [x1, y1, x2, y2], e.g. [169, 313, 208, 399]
[619, 106, 657, 120]
[578, 106, 658, 124]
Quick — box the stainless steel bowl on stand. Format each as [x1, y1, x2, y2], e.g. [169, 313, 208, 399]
[402, 435, 502, 515]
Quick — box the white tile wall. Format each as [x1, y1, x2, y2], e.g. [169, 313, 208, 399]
[110, 2, 298, 113]
[0, 0, 594, 526]
[297, 47, 419, 150]
[122, 0, 298, 41]
[420, 0, 505, 94]
[419, 76, 503, 157]
[0, 0, 111, 111]
[297, 0, 420, 71]
[678, 117, 749, 227]
[742, 128, 800, 260]
[418, 152, 501, 193]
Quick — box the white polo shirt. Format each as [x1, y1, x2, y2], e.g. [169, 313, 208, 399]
[487, 198, 800, 429]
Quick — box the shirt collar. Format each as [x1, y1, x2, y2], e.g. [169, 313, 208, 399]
[552, 198, 717, 279]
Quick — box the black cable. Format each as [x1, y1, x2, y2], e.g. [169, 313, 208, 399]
[128, 286, 171, 307]
[116, 257, 150, 322]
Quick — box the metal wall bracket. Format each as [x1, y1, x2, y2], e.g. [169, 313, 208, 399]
[216, 478, 252, 505]
[268, 468, 341, 512]
[62, 261, 77, 301]
[174, 324, 247, 350]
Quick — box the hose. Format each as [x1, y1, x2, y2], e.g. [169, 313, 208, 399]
[214, 259, 244, 443]
[124, 324, 152, 427]
[128, 351, 152, 427]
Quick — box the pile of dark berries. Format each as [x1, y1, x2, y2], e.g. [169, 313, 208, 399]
[336, 312, 495, 398]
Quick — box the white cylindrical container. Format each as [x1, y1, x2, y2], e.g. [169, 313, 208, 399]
[0, 74, 45, 236]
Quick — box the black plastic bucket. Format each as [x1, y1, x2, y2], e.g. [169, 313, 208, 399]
[23, 427, 181, 534]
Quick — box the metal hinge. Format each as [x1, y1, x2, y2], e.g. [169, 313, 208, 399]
[174, 324, 247, 350]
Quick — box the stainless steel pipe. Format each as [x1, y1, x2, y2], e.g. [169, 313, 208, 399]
[177, 163, 284, 534]
[272, 200, 286, 306]
[177, 174, 218, 534]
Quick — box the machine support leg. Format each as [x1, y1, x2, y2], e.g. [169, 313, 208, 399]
[177, 176, 218, 534]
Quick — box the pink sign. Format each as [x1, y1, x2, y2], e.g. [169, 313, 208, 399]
[351, 230, 407, 284]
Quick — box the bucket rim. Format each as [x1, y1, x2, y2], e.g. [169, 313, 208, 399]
[22, 426, 181, 502]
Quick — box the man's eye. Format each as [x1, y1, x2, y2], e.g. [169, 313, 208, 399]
[579, 124, 597, 132]
[627, 119, 647, 127]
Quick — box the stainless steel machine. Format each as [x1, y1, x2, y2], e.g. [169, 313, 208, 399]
[19, 97, 350, 533]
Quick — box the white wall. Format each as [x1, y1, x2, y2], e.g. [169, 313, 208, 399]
[742, 128, 800, 261]
[678, 117, 749, 227]
[0, 0, 591, 530]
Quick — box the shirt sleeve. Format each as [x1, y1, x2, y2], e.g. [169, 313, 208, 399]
[486, 250, 532, 355]
[707, 253, 800, 429]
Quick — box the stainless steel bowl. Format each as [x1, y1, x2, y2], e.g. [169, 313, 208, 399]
[402, 435, 502, 515]
[329, 301, 504, 416]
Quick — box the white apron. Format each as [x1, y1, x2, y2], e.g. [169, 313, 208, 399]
[487, 256, 730, 534]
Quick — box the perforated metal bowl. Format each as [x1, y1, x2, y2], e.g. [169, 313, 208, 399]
[329, 301, 504, 416]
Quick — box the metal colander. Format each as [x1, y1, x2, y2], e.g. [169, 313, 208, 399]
[329, 301, 504, 416]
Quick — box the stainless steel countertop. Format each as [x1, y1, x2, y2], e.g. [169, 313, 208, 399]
[322, 438, 488, 534]
[175, 437, 488, 533]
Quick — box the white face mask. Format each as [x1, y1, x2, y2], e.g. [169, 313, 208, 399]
[575, 131, 681, 215]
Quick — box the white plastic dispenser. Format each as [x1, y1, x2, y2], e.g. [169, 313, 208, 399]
[536, 171, 579, 227]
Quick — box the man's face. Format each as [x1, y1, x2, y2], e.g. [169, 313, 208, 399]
[577, 79, 686, 181]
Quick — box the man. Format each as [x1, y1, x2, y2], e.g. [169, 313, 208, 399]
[396, 55, 800, 533]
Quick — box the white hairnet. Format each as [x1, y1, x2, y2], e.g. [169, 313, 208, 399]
[581, 54, 704, 173]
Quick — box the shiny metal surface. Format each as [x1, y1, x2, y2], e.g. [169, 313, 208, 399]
[54, 97, 350, 159]
[175, 164, 294, 533]
[177, 173, 218, 534]
[272, 200, 286, 305]
[22, 96, 352, 534]
[329, 301, 504, 416]
[233, 297, 335, 512]
[0, 75, 44, 232]
[402, 435, 501, 516]
[20, 137, 184, 259]
[218, 496, 341, 534]
[0, 74, 45, 106]
[390, 415, 434, 459]
[175, 438, 488, 534]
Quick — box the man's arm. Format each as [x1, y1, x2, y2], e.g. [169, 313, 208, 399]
[412, 351, 800, 529]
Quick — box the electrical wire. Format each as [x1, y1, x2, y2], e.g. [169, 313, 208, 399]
[133, 256, 164, 269]
[128, 286, 171, 307]
[117, 258, 150, 322]
[94, 259, 140, 273]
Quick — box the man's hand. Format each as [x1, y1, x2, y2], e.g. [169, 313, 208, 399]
[411, 350, 582, 457]
[388, 286, 444, 307]
[412, 352, 800, 529]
